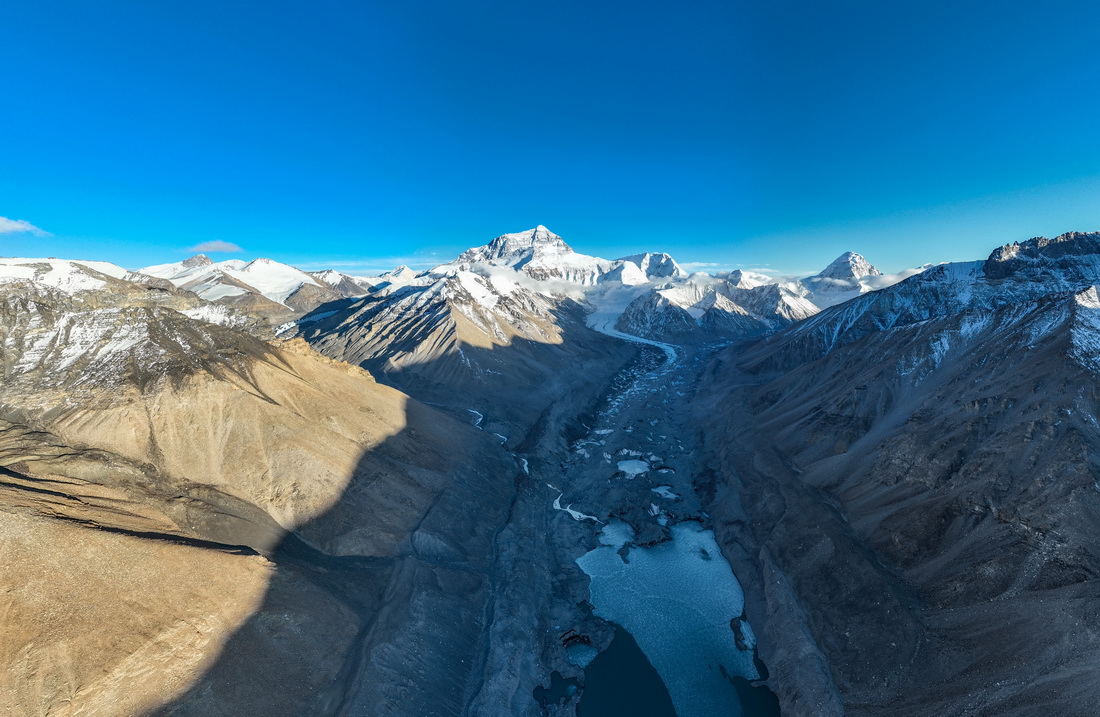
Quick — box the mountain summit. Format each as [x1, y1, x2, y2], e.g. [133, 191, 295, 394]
[815, 251, 881, 281]
[458, 225, 573, 264]
[181, 254, 214, 269]
[798, 251, 886, 308]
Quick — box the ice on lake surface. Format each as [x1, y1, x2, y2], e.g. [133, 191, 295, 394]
[616, 459, 649, 477]
[566, 642, 599, 668]
[576, 520, 759, 717]
[596, 520, 635, 547]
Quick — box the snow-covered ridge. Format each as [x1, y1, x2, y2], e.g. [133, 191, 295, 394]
[0, 258, 133, 296]
[442, 226, 691, 289]
[19, 225, 925, 349]
[141, 254, 325, 306]
[983, 231, 1100, 284]
[755, 231, 1100, 370]
[141, 252, 435, 315]
[987, 231, 1100, 265]
[0, 282, 257, 402]
[414, 225, 925, 344]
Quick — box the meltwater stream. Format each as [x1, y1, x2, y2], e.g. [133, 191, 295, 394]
[576, 520, 762, 716]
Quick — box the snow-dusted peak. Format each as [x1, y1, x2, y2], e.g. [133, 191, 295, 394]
[141, 255, 322, 308]
[447, 226, 615, 286]
[230, 258, 321, 304]
[600, 260, 649, 286]
[310, 269, 347, 285]
[359, 265, 426, 296]
[722, 269, 776, 290]
[381, 265, 419, 280]
[797, 253, 896, 309]
[815, 252, 881, 281]
[459, 225, 573, 265]
[182, 254, 213, 269]
[618, 252, 687, 279]
[987, 242, 1023, 263]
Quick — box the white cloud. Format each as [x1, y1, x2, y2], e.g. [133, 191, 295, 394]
[735, 265, 784, 275]
[0, 216, 51, 236]
[187, 240, 243, 253]
[861, 265, 935, 290]
[679, 261, 723, 270]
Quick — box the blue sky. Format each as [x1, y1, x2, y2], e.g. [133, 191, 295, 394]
[2, 0, 1100, 275]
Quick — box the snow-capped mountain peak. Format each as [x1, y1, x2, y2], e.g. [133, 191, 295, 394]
[446, 226, 613, 286]
[381, 265, 419, 280]
[815, 251, 881, 281]
[618, 252, 687, 279]
[181, 254, 214, 269]
[140, 255, 335, 316]
[458, 225, 573, 265]
[795, 251, 895, 309]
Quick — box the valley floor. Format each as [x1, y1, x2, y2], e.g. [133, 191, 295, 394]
[465, 339, 782, 715]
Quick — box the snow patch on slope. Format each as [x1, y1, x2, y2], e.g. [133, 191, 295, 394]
[0, 258, 131, 295]
[1071, 286, 1100, 374]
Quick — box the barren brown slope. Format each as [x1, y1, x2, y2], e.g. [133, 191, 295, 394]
[0, 281, 518, 715]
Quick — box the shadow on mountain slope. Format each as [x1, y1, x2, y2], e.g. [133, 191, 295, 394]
[152, 315, 640, 715]
[149, 399, 518, 716]
[696, 291, 1100, 716]
[295, 296, 640, 436]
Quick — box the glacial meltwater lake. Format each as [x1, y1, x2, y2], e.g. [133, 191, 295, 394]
[577, 627, 675, 716]
[576, 520, 779, 716]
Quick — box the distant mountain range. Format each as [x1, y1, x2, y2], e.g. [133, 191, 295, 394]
[128, 225, 927, 340]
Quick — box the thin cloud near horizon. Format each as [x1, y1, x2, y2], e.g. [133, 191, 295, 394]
[295, 256, 441, 274]
[187, 240, 243, 253]
[0, 216, 51, 237]
[679, 261, 724, 270]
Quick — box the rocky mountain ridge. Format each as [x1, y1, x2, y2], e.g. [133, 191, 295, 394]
[697, 229, 1100, 715]
[280, 227, 919, 391]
